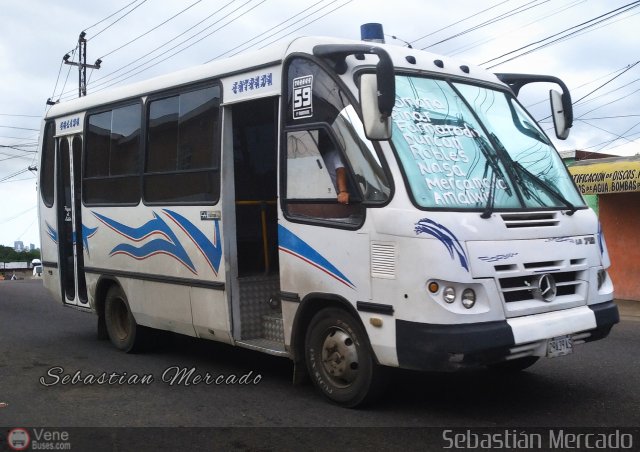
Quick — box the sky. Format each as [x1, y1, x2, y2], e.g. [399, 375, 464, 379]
[0, 0, 638, 248]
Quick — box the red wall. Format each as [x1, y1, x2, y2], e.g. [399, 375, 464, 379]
[599, 192, 640, 301]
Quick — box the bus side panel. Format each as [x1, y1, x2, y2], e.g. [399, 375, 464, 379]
[82, 204, 229, 340]
[279, 219, 403, 367]
[190, 286, 232, 344]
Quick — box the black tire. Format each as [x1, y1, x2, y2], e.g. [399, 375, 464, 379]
[305, 307, 385, 407]
[488, 356, 539, 372]
[104, 285, 145, 353]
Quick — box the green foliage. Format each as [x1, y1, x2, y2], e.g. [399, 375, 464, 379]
[0, 245, 41, 263]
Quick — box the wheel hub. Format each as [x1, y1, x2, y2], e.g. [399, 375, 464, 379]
[321, 328, 359, 386]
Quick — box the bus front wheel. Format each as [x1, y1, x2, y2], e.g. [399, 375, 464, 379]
[104, 285, 143, 353]
[304, 307, 384, 407]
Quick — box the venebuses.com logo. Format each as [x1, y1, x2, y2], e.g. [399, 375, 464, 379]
[6, 428, 30, 451]
[5, 428, 71, 450]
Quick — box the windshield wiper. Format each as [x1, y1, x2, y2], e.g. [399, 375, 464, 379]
[474, 134, 513, 219]
[512, 160, 577, 215]
[489, 133, 577, 215]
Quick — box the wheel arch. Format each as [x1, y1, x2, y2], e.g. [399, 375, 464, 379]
[290, 292, 374, 370]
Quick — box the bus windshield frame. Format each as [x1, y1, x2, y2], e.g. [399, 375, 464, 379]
[389, 74, 585, 212]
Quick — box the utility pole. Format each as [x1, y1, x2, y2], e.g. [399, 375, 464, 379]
[63, 32, 102, 97]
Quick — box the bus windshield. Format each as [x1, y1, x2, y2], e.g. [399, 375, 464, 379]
[391, 75, 585, 211]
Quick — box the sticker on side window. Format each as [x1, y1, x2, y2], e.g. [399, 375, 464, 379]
[292, 75, 313, 119]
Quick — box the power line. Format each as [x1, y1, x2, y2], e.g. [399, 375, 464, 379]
[15, 216, 38, 241]
[0, 206, 36, 224]
[573, 61, 640, 105]
[410, 0, 511, 46]
[421, 0, 550, 50]
[578, 114, 640, 120]
[90, 0, 267, 95]
[482, 1, 640, 68]
[83, 0, 143, 32]
[575, 87, 640, 119]
[88, 0, 149, 42]
[99, 0, 204, 59]
[56, 47, 78, 102]
[448, 0, 586, 57]
[206, 0, 331, 62]
[255, 0, 352, 51]
[0, 113, 40, 118]
[0, 168, 31, 184]
[0, 176, 36, 184]
[593, 119, 640, 153]
[57, 0, 243, 100]
[0, 126, 39, 132]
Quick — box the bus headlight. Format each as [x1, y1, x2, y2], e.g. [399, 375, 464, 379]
[443, 287, 456, 303]
[461, 288, 476, 309]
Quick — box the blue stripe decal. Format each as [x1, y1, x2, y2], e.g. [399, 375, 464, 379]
[278, 225, 355, 289]
[163, 209, 223, 275]
[415, 218, 469, 272]
[45, 221, 58, 244]
[93, 211, 196, 274]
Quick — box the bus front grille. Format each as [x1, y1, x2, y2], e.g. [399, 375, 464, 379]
[499, 271, 581, 303]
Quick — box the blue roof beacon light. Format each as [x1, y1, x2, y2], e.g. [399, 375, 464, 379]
[361, 23, 385, 43]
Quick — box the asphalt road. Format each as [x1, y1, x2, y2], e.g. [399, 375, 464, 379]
[1, 279, 639, 449]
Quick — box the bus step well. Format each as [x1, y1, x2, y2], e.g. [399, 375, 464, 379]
[262, 313, 285, 343]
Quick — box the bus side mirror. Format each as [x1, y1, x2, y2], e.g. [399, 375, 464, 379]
[360, 73, 392, 140]
[550, 89, 570, 140]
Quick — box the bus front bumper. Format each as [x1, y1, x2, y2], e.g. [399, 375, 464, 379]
[395, 300, 619, 371]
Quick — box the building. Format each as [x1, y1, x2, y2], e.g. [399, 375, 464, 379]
[13, 241, 24, 252]
[567, 154, 640, 302]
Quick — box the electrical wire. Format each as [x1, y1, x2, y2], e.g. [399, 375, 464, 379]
[57, 47, 78, 101]
[88, 0, 149, 42]
[422, 0, 550, 50]
[0, 206, 36, 224]
[447, 0, 585, 57]
[89, 0, 267, 94]
[255, 0, 352, 51]
[411, 0, 511, 46]
[57, 0, 242, 100]
[0, 113, 40, 118]
[0, 126, 39, 132]
[99, 0, 204, 59]
[83, 0, 143, 32]
[205, 0, 332, 62]
[482, 1, 640, 68]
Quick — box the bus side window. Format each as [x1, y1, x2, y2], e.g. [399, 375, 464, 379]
[285, 128, 363, 225]
[84, 103, 141, 205]
[282, 56, 391, 227]
[144, 85, 220, 204]
[40, 121, 56, 207]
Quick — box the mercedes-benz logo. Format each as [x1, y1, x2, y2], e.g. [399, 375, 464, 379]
[533, 273, 557, 302]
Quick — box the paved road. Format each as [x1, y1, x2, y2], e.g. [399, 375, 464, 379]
[1, 280, 639, 448]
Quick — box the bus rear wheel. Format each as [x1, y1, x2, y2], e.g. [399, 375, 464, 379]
[304, 307, 384, 407]
[104, 285, 144, 353]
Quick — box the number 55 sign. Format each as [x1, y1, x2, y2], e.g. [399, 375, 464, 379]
[292, 75, 313, 119]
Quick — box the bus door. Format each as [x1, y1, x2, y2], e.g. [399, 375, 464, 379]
[226, 97, 284, 350]
[56, 134, 88, 307]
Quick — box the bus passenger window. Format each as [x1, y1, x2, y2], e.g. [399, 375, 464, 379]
[144, 85, 220, 204]
[84, 103, 141, 205]
[40, 121, 56, 207]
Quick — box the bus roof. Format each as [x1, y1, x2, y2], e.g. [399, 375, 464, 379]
[45, 36, 504, 119]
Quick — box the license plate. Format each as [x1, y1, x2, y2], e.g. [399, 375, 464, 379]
[547, 335, 573, 358]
